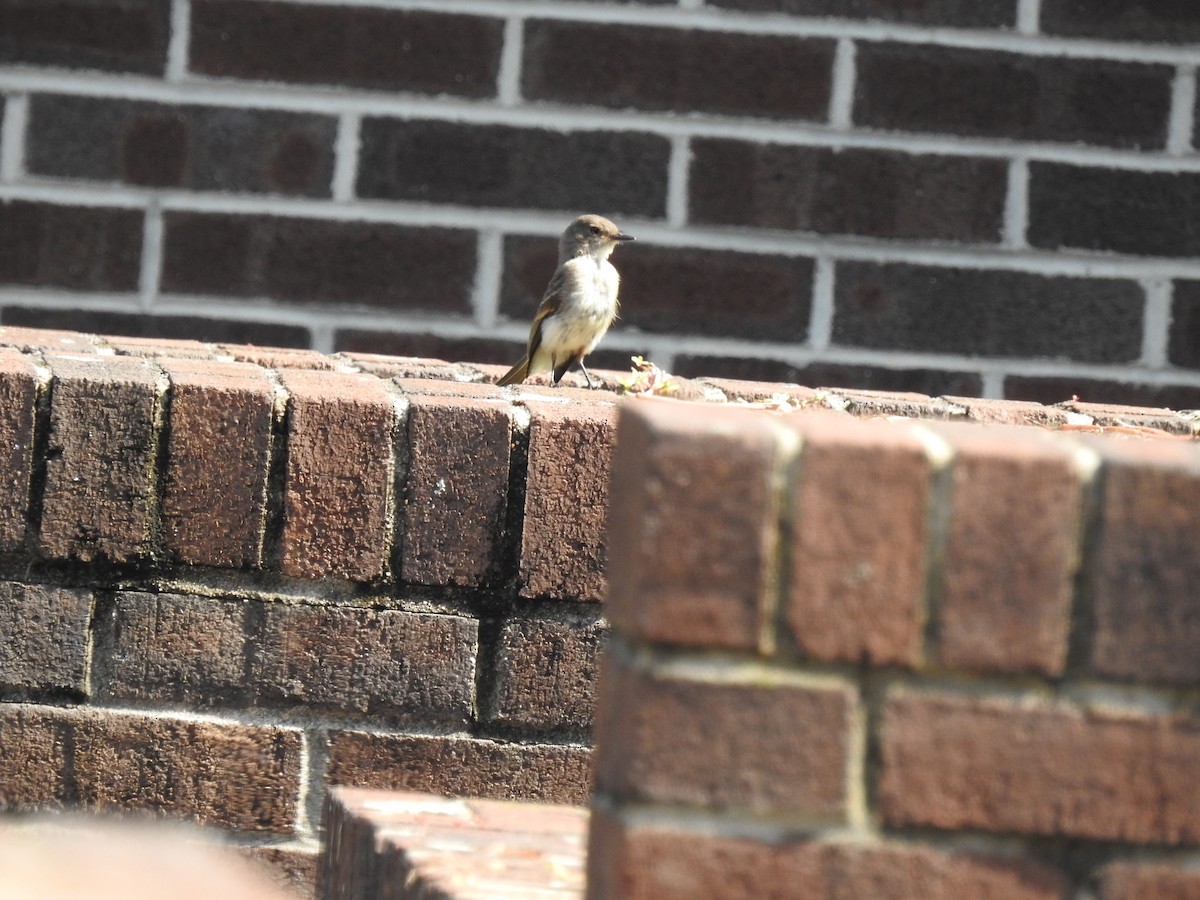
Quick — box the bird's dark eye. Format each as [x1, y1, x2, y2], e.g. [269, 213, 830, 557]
[589, 225, 601, 235]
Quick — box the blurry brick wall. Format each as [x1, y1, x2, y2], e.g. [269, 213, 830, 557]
[590, 396, 1200, 900]
[1, 0, 1199, 408]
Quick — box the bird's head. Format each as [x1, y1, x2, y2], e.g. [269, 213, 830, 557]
[560, 214, 634, 262]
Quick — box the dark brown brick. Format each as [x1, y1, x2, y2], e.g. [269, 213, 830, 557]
[607, 399, 794, 652]
[519, 401, 616, 602]
[1030, 164, 1200, 258]
[502, 236, 812, 340]
[0, 704, 71, 810]
[833, 263, 1144, 362]
[71, 708, 302, 832]
[855, 44, 1171, 149]
[1089, 441, 1200, 684]
[690, 140, 1006, 242]
[40, 354, 160, 562]
[278, 369, 397, 581]
[0, 348, 39, 551]
[672, 355, 984, 398]
[523, 21, 834, 121]
[1099, 862, 1200, 900]
[335, 330, 524, 367]
[706, 0, 1012, 26]
[161, 211, 476, 312]
[253, 604, 477, 726]
[488, 614, 605, 734]
[1, 307, 312, 348]
[1043, 0, 1200, 42]
[595, 654, 856, 819]
[326, 732, 591, 806]
[1005, 376, 1200, 411]
[934, 424, 1083, 676]
[190, 1, 503, 97]
[880, 692, 1200, 845]
[161, 359, 274, 569]
[28, 95, 336, 195]
[400, 395, 512, 587]
[93, 591, 249, 707]
[0, 0, 170, 75]
[0, 200, 141, 291]
[785, 415, 933, 668]
[0, 583, 92, 697]
[1171, 281, 1200, 371]
[358, 119, 669, 217]
[589, 808, 1066, 900]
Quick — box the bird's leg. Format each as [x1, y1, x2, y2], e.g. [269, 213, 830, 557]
[577, 358, 594, 388]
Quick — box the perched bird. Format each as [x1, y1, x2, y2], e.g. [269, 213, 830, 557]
[497, 214, 633, 388]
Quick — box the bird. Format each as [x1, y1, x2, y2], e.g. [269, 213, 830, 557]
[497, 214, 634, 388]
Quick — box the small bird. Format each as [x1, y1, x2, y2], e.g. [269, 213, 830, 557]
[497, 214, 634, 388]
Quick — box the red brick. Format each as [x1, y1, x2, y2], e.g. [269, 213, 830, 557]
[607, 399, 794, 652]
[488, 614, 605, 734]
[336, 330, 524, 367]
[0, 348, 39, 550]
[243, 846, 318, 899]
[278, 369, 397, 581]
[519, 401, 616, 602]
[879, 692, 1200, 845]
[0, 704, 71, 810]
[935, 424, 1084, 676]
[0, 325, 95, 353]
[400, 395, 513, 587]
[93, 591, 249, 707]
[40, 354, 161, 562]
[219, 345, 334, 370]
[594, 653, 856, 820]
[394, 377, 506, 400]
[336, 352, 462, 380]
[1089, 440, 1200, 683]
[786, 414, 934, 667]
[253, 603, 477, 726]
[326, 732, 591, 806]
[942, 395, 1071, 428]
[161, 359, 275, 569]
[1100, 862, 1200, 900]
[0, 583, 93, 697]
[588, 808, 1066, 900]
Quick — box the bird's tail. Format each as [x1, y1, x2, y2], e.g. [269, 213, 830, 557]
[496, 357, 530, 386]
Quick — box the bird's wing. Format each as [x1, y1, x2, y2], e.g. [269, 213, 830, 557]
[525, 263, 575, 362]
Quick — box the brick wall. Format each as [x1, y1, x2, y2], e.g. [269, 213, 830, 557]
[589, 397, 1200, 900]
[2, 0, 1200, 409]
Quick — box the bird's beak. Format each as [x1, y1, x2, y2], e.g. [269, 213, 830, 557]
[614, 232, 635, 242]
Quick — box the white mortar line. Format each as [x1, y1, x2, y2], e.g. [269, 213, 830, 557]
[979, 370, 1006, 399]
[665, 134, 691, 227]
[1002, 158, 1029, 249]
[1168, 64, 1197, 156]
[166, 0, 191, 82]
[0, 92, 27, 182]
[1139, 279, 1173, 368]
[828, 38, 857, 130]
[472, 228, 505, 329]
[138, 203, 164, 311]
[331, 112, 361, 202]
[808, 257, 835, 351]
[496, 16, 525, 106]
[1016, 0, 1041, 35]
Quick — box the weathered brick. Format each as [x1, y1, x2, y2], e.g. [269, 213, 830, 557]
[935, 425, 1083, 676]
[523, 21, 834, 121]
[706, 0, 1011, 26]
[834, 262, 1144, 362]
[690, 140, 1006, 242]
[27, 95, 336, 195]
[326, 732, 591, 806]
[40, 354, 160, 562]
[0, 704, 71, 810]
[335, 330, 524, 367]
[190, 0, 504, 97]
[358, 119, 669, 217]
[941, 396, 1071, 428]
[1171, 281, 1200, 371]
[855, 44, 1171, 148]
[0, 0, 170, 74]
[519, 401, 616, 602]
[786, 415, 933, 668]
[0, 348, 39, 551]
[0, 583, 92, 697]
[220, 345, 333, 371]
[880, 692, 1200, 845]
[253, 603, 477, 726]
[1005, 375, 1200, 411]
[1099, 862, 1200, 900]
[1042, 0, 1200, 42]
[0, 325, 95, 353]
[588, 808, 1066, 900]
[400, 395, 512, 587]
[278, 369, 396, 581]
[244, 846, 319, 900]
[594, 655, 856, 819]
[1030, 164, 1200, 258]
[93, 591, 249, 707]
[161, 359, 274, 569]
[2, 307, 312, 348]
[488, 614, 605, 734]
[161, 212, 476, 312]
[1089, 440, 1200, 684]
[104, 336, 213, 359]
[502, 236, 812, 341]
[607, 399, 793, 652]
[0, 200, 141, 291]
